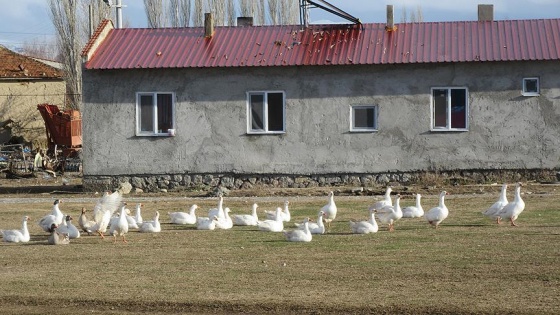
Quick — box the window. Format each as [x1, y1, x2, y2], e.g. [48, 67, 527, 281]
[350, 105, 378, 132]
[247, 91, 285, 134]
[522, 77, 540, 96]
[136, 92, 175, 136]
[431, 87, 468, 131]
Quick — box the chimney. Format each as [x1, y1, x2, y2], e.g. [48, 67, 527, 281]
[237, 17, 253, 27]
[204, 13, 214, 38]
[478, 4, 494, 22]
[385, 5, 396, 31]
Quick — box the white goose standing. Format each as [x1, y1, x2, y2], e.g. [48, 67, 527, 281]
[349, 209, 378, 234]
[402, 194, 424, 218]
[497, 182, 525, 227]
[375, 194, 403, 232]
[91, 191, 123, 239]
[1, 216, 31, 243]
[482, 184, 508, 224]
[109, 204, 130, 242]
[321, 191, 337, 229]
[425, 191, 449, 229]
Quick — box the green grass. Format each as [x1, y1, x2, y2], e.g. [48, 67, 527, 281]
[0, 185, 559, 314]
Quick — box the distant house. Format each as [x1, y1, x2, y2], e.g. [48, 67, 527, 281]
[81, 6, 560, 192]
[0, 46, 65, 147]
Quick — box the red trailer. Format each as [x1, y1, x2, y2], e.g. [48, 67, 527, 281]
[37, 103, 82, 158]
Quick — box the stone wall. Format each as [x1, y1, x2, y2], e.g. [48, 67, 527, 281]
[83, 169, 558, 193]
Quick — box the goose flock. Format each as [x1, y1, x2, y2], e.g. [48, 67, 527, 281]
[1, 182, 527, 244]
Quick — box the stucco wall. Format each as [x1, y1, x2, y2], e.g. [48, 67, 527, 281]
[0, 80, 66, 147]
[82, 61, 560, 179]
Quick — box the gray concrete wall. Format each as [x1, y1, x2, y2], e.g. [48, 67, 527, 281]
[82, 61, 560, 178]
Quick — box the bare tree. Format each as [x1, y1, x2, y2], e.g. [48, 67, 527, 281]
[47, 0, 81, 110]
[268, 0, 279, 25]
[208, 0, 226, 26]
[226, 0, 236, 26]
[21, 38, 60, 61]
[239, 0, 254, 18]
[255, 0, 266, 25]
[144, 0, 165, 28]
[400, 5, 423, 23]
[178, 0, 192, 27]
[193, 0, 205, 26]
[279, 0, 299, 25]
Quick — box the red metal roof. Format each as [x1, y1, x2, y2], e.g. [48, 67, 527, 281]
[83, 19, 560, 70]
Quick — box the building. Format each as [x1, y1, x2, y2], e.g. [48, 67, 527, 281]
[81, 6, 560, 192]
[0, 46, 65, 147]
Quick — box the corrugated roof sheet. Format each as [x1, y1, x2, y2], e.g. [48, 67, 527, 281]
[84, 19, 560, 70]
[0, 46, 64, 79]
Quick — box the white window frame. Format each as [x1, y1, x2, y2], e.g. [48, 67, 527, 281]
[135, 92, 176, 136]
[430, 87, 469, 132]
[246, 91, 286, 134]
[350, 105, 378, 132]
[522, 77, 540, 96]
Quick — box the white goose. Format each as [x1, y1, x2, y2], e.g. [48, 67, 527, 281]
[169, 204, 198, 225]
[369, 187, 392, 210]
[78, 207, 96, 235]
[283, 217, 312, 242]
[482, 184, 508, 224]
[257, 207, 284, 232]
[208, 194, 225, 221]
[109, 204, 129, 242]
[1, 216, 31, 243]
[56, 215, 80, 239]
[197, 215, 219, 230]
[321, 191, 337, 229]
[232, 203, 259, 226]
[38, 199, 64, 233]
[48, 226, 70, 245]
[425, 191, 449, 229]
[265, 201, 290, 222]
[349, 209, 378, 234]
[139, 211, 161, 233]
[375, 194, 403, 231]
[402, 194, 424, 218]
[91, 191, 123, 239]
[295, 211, 326, 235]
[497, 182, 525, 227]
[125, 207, 140, 229]
[215, 208, 233, 230]
[133, 203, 143, 225]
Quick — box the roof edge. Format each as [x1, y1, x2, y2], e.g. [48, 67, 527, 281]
[81, 19, 114, 63]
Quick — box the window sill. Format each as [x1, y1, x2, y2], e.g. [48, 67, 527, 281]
[350, 129, 378, 133]
[430, 128, 469, 132]
[136, 133, 175, 137]
[246, 131, 286, 135]
[521, 92, 540, 97]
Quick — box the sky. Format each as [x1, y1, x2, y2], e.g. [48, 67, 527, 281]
[0, 0, 559, 51]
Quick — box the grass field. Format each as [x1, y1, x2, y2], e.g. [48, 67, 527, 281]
[0, 183, 559, 314]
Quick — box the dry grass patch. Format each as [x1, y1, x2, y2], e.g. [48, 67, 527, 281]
[0, 184, 559, 314]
